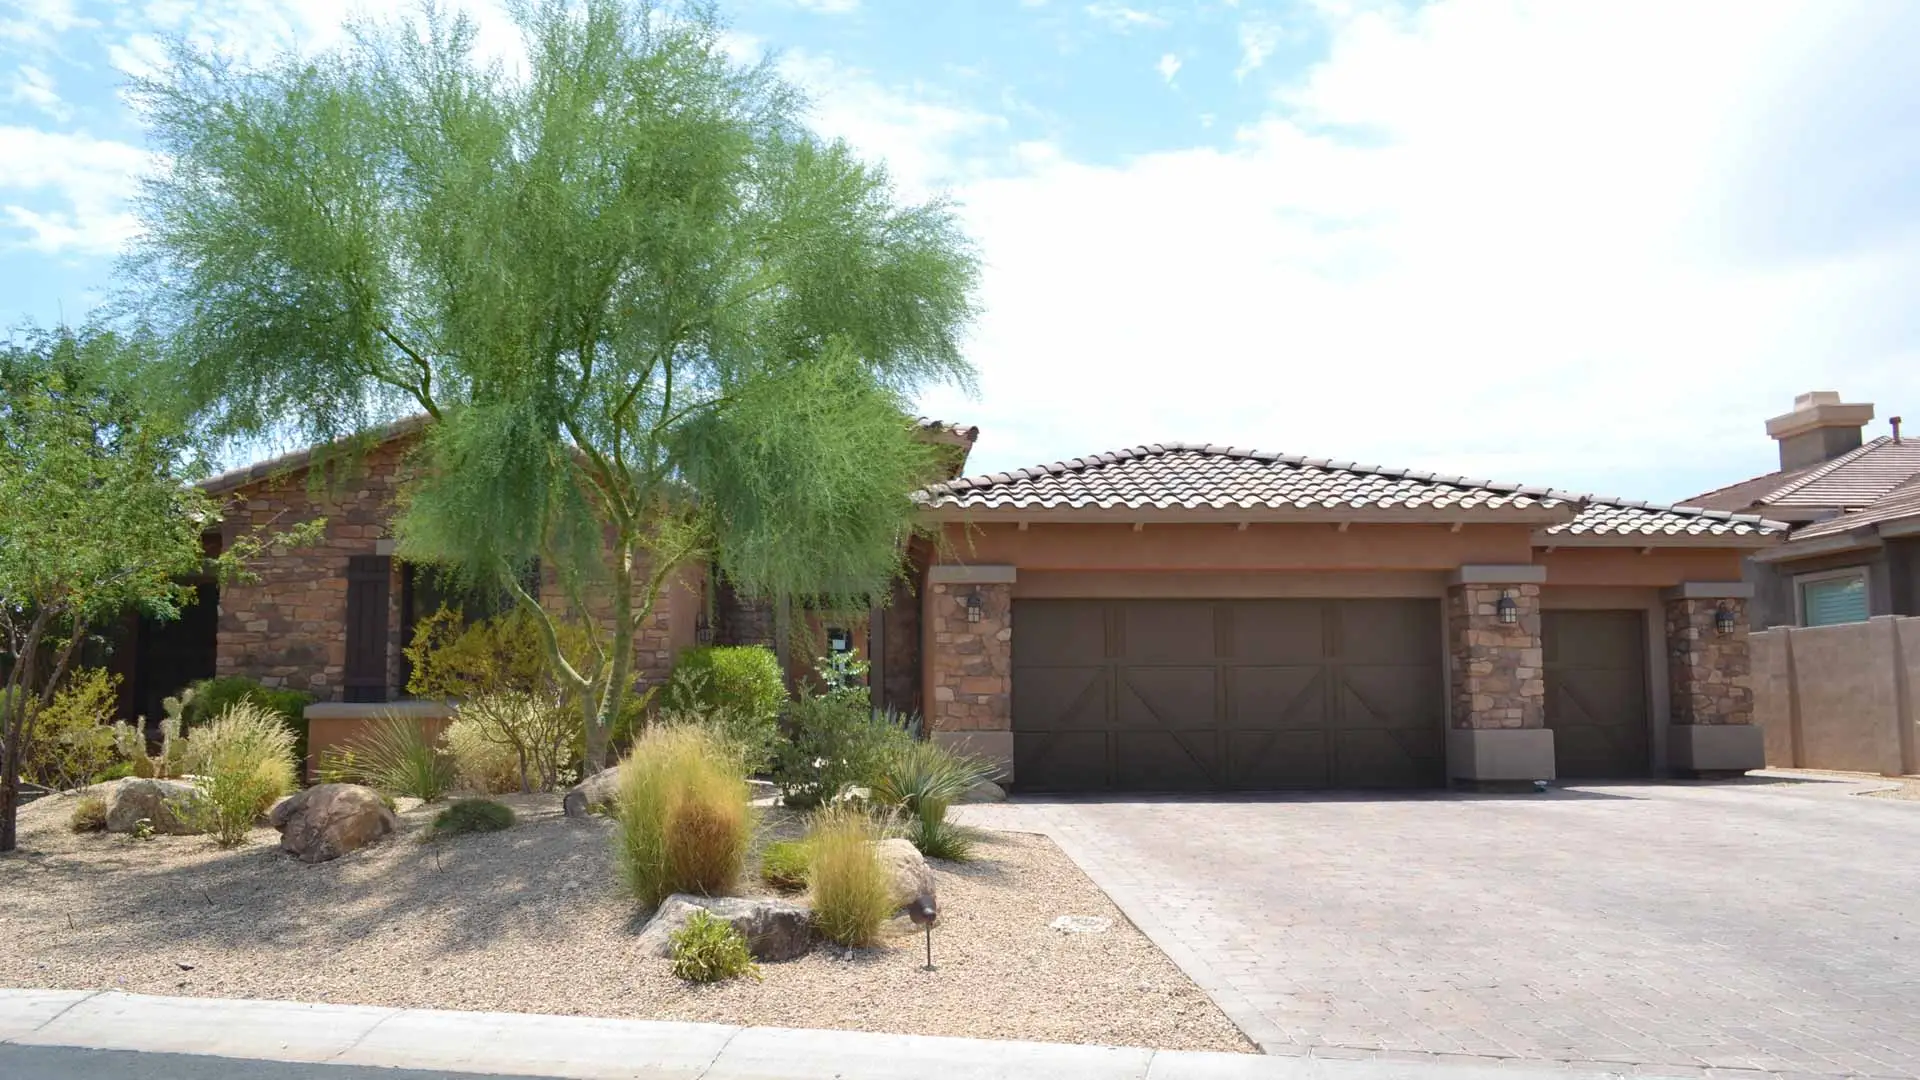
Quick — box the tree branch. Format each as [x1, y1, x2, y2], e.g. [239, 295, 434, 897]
[504, 572, 592, 694]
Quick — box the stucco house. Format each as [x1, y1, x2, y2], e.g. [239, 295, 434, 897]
[1688, 391, 1920, 628]
[122, 420, 1785, 791]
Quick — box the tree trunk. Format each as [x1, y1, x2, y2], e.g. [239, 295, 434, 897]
[588, 534, 638, 774]
[0, 610, 51, 854]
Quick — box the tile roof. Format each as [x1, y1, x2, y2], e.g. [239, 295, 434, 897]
[1685, 465, 1812, 513]
[1755, 437, 1920, 510]
[916, 443, 1786, 540]
[1790, 480, 1920, 541]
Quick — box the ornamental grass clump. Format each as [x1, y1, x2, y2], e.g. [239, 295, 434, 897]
[758, 838, 810, 892]
[69, 793, 107, 833]
[340, 715, 456, 802]
[805, 804, 892, 947]
[181, 700, 299, 846]
[613, 725, 751, 907]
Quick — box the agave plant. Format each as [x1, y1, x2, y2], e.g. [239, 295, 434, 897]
[867, 738, 997, 861]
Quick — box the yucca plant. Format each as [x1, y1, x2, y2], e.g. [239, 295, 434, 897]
[339, 715, 456, 802]
[868, 738, 996, 861]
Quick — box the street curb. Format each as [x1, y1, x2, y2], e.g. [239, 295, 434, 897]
[0, 989, 1656, 1080]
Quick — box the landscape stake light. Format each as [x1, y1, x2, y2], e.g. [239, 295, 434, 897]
[965, 591, 983, 623]
[1715, 603, 1738, 635]
[1496, 590, 1519, 625]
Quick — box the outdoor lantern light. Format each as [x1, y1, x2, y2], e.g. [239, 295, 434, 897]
[966, 591, 984, 623]
[1496, 590, 1519, 625]
[1715, 603, 1738, 635]
[908, 899, 938, 970]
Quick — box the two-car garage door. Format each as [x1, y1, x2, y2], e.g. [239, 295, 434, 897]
[1012, 599, 1446, 792]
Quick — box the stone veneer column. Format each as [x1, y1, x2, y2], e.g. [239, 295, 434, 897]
[924, 564, 1016, 780]
[1663, 583, 1765, 774]
[1445, 565, 1555, 784]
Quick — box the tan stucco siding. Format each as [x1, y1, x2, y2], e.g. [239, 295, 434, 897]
[1536, 547, 1748, 587]
[938, 521, 1537, 572]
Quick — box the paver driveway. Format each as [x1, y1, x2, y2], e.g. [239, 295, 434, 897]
[962, 777, 1920, 1078]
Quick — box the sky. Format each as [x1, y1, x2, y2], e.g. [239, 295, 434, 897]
[3, 0, 1919, 503]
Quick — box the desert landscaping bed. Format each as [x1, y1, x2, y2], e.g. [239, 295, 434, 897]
[0, 790, 1249, 1053]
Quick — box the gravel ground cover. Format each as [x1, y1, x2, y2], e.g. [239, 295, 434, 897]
[0, 790, 1249, 1053]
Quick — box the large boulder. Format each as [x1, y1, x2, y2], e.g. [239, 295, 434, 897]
[958, 779, 1008, 804]
[635, 894, 813, 962]
[105, 778, 206, 835]
[562, 767, 621, 818]
[875, 838, 937, 922]
[270, 783, 398, 864]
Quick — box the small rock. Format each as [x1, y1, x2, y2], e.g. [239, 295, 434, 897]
[875, 838, 937, 921]
[175, 962, 195, 972]
[746, 779, 777, 801]
[270, 784, 398, 864]
[635, 894, 813, 962]
[1050, 915, 1112, 934]
[562, 767, 621, 818]
[104, 778, 206, 836]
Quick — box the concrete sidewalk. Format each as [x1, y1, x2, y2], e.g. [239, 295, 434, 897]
[0, 988, 1655, 1080]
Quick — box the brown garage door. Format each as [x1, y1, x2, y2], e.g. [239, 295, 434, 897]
[1543, 609, 1650, 778]
[1012, 598, 1444, 792]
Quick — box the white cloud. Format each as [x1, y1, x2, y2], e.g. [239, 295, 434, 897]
[789, 0, 860, 13]
[7, 64, 67, 119]
[909, 0, 1920, 499]
[1235, 17, 1283, 79]
[1156, 52, 1181, 83]
[1084, 4, 1168, 32]
[0, 126, 151, 254]
[0, 0, 95, 47]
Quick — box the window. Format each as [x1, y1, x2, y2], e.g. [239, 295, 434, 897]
[1797, 570, 1869, 627]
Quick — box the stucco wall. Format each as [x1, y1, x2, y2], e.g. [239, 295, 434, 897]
[940, 521, 1538, 571]
[1753, 617, 1919, 775]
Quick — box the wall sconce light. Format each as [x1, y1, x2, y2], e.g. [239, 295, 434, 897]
[965, 591, 984, 623]
[1495, 589, 1519, 625]
[1714, 603, 1738, 635]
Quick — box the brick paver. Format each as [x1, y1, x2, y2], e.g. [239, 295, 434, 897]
[962, 778, 1920, 1078]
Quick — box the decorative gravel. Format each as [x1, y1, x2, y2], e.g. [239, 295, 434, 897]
[0, 790, 1249, 1053]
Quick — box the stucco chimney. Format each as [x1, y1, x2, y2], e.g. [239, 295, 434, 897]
[1766, 391, 1874, 471]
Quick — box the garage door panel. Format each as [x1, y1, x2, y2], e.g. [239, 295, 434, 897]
[1334, 728, 1442, 788]
[1015, 666, 1110, 731]
[1227, 730, 1330, 788]
[1226, 600, 1325, 661]
[1119, 667, 1217, 731]
[1229, 666, 1325, 730]
[1016, 602, 1109, 665]
[1114, 731, 1221, 790]
[1012, 598, 1443, 791]
[1543, 610, 1650, 779]
[1015, 731, 1111, 790]
[1122, 602, 1217, 662]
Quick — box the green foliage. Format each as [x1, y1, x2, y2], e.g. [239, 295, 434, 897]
[335, 715, 456, 802]
[448, 691, 576, 793]
[668, 909, 762, 984]
[110, 691, 191, 780]
[774, 656, 910, 809]
[431, 797, 516, 836]
[444, 716, 523, 795]
[612, 726, 751, 907]
[131, 818, 156, 841]
[659, 646, 786, 773]
[181, 700, 300, 846]
[405, 606, 595, 705]
[69, 793, 108, 833]
[91, 761, 136, 784]
[182, 677, 312, 774]
[869, 737, 995, 862]
[129, 0, 978, 776]
[805, 805, 892, 947]
[21, 668, 122, 791]
[758, 838, 811, 892]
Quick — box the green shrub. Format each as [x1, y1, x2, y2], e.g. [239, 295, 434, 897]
[773, 671, 911, 809]
[444, 715, 522, 794]
[22, 668, 122, 791]
[448, 691, 576, 793]
[758, 838, 811, 892]
[69, 793, 108, 833]
[806, 804, 893, 947]
[612, 725, 752, 906]
[869, 738, 995, 862]
[91, 761, 136, 784]
[669, 909, 762, 983]
[181, 700, 300, 846]
[659, 646, 786, 772]
[336, 715, 456, 802]
[431, 797, 516, 836]
[181, 677, 312, 775]
[404, 605, 595, 702]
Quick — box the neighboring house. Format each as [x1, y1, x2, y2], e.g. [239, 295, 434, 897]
[1687, 391, 1920, 628]
[913, 442, 1783, 792]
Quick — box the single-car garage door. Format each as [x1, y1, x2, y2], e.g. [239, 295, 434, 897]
[1012, 598, 1444, 792]
[1542, 609, 1650, 778]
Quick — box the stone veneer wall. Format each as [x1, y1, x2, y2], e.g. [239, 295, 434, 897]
[1446, 582, 1545, 729]
[926, 580, 1011, 734]
[1666, 596, 1753, 725]
[216, 435, 681, 701]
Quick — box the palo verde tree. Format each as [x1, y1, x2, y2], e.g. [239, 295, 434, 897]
[127, 1, 979, 770]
